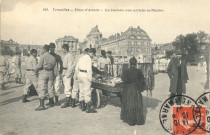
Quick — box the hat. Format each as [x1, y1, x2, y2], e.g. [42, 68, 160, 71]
[15, 50, 21, 54]
[101, 50, 106, 56]
[30, 49, 37, 54]
[107, 51, 112, 54]
[43, 45, 50, 51]
[84, 48, 90, 53]
[62, 44, 69, 50]
[49, 43, 56, 48]
[88, 48, 96, 56]
[129, 57, 137, 65]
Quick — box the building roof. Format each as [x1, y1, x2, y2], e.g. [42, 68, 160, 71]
[87, 25, 102, 38]
[100, 26, 152, 45]
[0, 39, 19, 46]
[123, 26, 151, 40]
[56, 35, 78, 43]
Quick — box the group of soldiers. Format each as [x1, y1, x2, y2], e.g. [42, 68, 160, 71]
[153, 57, 170, 73]
[1, 43, 106, 113]
[0, 49, 24, 90]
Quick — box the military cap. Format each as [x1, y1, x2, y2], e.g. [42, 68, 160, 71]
[16, 50, 21, 54]
[62, 44, 69, 50]
[43, 45, 50, 52]
[49, 43, 56, 48]
[89, 48, 96, 56]
[84, 48, 90, 53]
[30, 49, 37, 54]
[107, 51, 112, 54]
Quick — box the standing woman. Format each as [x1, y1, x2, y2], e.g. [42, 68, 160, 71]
[121, 57, 146, 126]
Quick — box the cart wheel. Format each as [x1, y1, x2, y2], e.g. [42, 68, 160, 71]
[91, 89, 101, 108]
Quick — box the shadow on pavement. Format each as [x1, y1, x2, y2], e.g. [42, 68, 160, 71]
[0, 91, 14, 96]
[0, 96, 22, 106]
[8, 84, 24, 89]
[99, 95, 161, 123]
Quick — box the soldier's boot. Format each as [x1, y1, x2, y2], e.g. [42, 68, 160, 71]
[35, 99, 45, 111]
[61, 97, 70, 108]
[54, 96, 61, 106]
[22, 95, 30, 103]
[1, 83, 6, 90]
[79, 101, 82, 110]
[49, 98, 54, 107]
[81, 101, 86, 111]
[71, 98, 76, 108]
[86, 101, 97, 113]
[15, 78, 18, 84]
[18, 78, 24, 84]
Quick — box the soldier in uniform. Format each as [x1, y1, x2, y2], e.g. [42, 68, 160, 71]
[14, 50, 23, 84]
[107, 51, 114, 64]
[0, 50, 10, 90]
[49, 43, 63, 106]
[75, 48, 96, 113]
[98, 50, 111, 72]
[71, 48, 89, 108]
[22, 49, 38, 103]
[35, 45, 56, 111]
[61, 44, 75, 108]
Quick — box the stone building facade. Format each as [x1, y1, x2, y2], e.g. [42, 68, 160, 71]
[81, 25, 102, 50]
[55, 35, 79, 54]
[0, 39, 19, 55]
[99, 26, 152, 62]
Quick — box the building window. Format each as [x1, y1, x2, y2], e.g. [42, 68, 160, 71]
[131, 41, 134, 45]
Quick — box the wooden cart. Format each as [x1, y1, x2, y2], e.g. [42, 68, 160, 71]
[91, 81, 123, 108]
[91, 63, 155, 108]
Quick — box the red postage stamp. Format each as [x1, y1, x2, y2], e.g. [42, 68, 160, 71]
[172, 106, 206, 135]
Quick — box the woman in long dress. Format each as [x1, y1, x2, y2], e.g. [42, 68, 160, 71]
[120, 57, 146, 126]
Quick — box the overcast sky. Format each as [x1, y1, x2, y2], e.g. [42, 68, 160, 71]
[1, 0, 210, 45]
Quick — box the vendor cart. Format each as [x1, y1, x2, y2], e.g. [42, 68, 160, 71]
[91, 63, 155, 108]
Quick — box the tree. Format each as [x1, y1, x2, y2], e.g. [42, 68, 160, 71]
[172, 31, 208, 62]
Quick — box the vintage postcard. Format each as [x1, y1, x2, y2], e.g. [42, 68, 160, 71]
[0, 0, 210, 135]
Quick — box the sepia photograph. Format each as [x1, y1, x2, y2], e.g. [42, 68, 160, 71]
[0, 0, 210, 134]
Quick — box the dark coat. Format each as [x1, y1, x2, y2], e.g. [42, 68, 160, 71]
[167, 58, 189, 94]
[122, 67, 147, 92]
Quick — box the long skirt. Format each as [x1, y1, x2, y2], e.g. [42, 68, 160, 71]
[120, 84, 145, 126]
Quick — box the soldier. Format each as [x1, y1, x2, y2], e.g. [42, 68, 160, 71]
[14, 50, 23, 84]
[35, 45, 56, 111]
[49, 43, 63, 106]
[61, 44, 75, 108]
[98, 50, 111, 72]
[71, 48, 89, 108]
[22, 49, 38, 103]
[75, 48, 96, 113]
[0, 50, 10, 90]
[107, 51, 114, 64]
